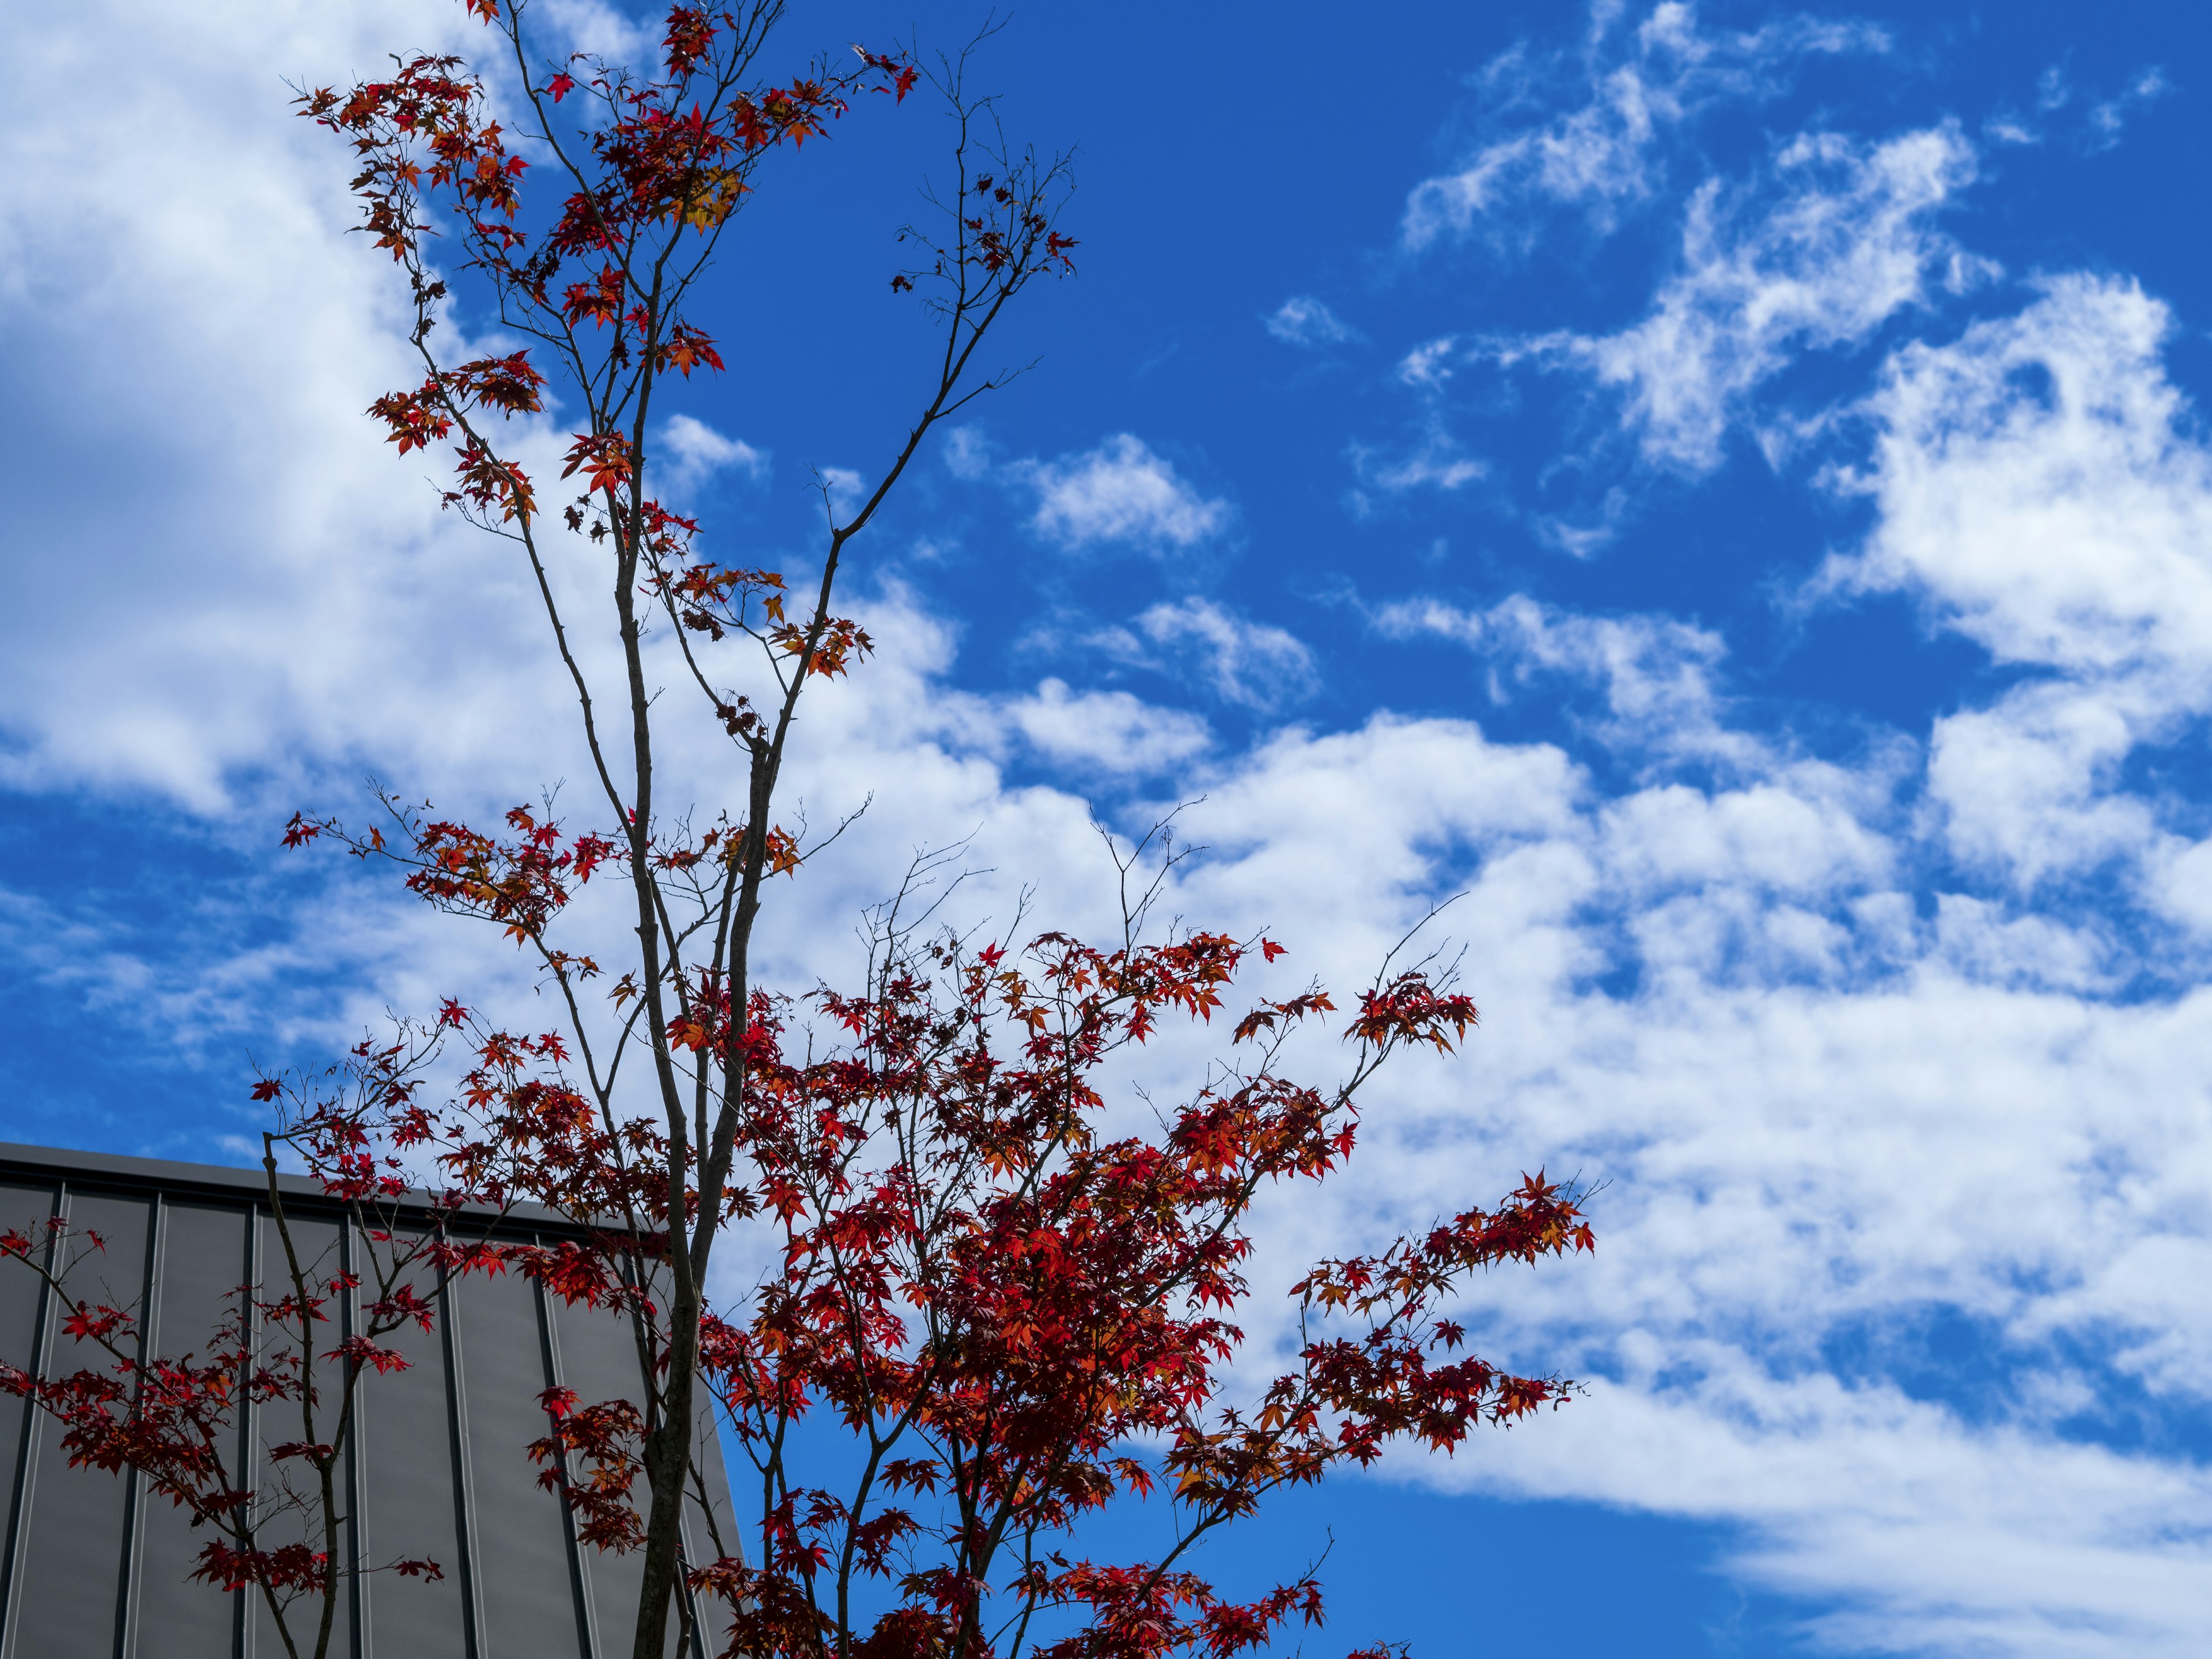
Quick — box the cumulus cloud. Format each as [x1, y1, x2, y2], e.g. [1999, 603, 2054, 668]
[0, 0, 524, 813]
[998, 678, 1212, 775]
[1264, 295, 1360, 347]
[1013, 434, 1232, 552]
[1832, 275, 2212, 678]
[1401, 1, 1888, 249]
[1824, 275, 2212, 895]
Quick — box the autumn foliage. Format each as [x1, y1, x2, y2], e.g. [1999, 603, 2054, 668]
[1, 3, 1591, 1658]
[286, 870, 1592, 1658]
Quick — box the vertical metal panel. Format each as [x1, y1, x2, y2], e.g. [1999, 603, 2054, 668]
[248, 1209, 354, 1659]
[9, 1190, 153, 1659]
[545, 1290, 650, 1657]
[127, 1200, 252, 1659]
[238, 1192, 263, 1659]
[111, 1194, 162, 1659]
[354, 1232, 470, 1659]
[438, 1255, 487, 1659]
[0, 1178, 60, 1656]
[546, 1293, 740, 1658]
[684, 1391, 742, 1657]
[531, 1274, 604, 1659]
[449, 1257, 584, 1657]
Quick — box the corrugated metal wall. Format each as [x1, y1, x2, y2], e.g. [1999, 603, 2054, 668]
[0, 1146, 738, 1659]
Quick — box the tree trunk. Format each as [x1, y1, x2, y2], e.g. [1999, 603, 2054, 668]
[631, 1287, 701, 1659]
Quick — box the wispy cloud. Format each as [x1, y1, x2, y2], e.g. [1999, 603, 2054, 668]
[1092, 598, 1318, 713]
[1374, 592, 1747, 763]
[1264, 295, 1361, 348]
[1557, 124, 1984, 471]
[1402, 1, 1888, 251]
[1348, 423, 1488, 505]
[2086, 66, 2171, 152]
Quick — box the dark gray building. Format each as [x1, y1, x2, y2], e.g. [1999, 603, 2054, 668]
[0, 1142, 738, 1658]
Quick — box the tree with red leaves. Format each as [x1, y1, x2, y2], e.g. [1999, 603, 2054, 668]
[3, 3, 1594, 1657]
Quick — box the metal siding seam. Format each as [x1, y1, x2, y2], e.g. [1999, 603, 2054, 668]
[675, 1414, 713, 1659]
[344, 1217, 367, 1659]
[441, 1253, 488, 1659]
[676, 1493, 706, 1658]
[532, 1241, 600, 1659]
[0, 1179, 63, 1659]
[237, 1197, 262, 1659]
[116, 1192, 166, 1659]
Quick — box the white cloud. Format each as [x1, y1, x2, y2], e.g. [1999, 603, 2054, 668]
[1565, 124, 1983, 470]
[1823, 275, 2212, 896]
[1988, 63, 2167, 157]
[1834, 276, 2212, 679]
[0, 0, 528, 813]
[1376, 592, 1738, 756]
[532, 0, 655, 65]
[658, 414, 767, 493]
[1014, 434, 1231, 552]
[1393, 335, 1460, 388]
[941, 424, 996, 480]
[999, 678, 1212, 774]
[1402, 1, 1889, 249]
[1347, 424, 1488, 503]
[1094, 598, 1319, 713]
[1264, 294, 1360, 347]
[819, 465, 865, 521]
[1933, 893, 2112, 990]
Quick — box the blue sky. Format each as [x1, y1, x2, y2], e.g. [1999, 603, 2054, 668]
[6, 0, 2212, 1652]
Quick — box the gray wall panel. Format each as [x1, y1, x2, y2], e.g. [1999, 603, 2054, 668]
[9, 1190, 152, 1659]
[547, 1291, 741, 1658]
[0, 1179, 59, 1648]
[452, 1266, 584, 1657]
[128, 1199, 251, 1659]
[547, 1292, 652, 1657]
[353, 1236, 468, 1659]
[685, 1401, 741, 1657]
[249, 1211, 356, 1659]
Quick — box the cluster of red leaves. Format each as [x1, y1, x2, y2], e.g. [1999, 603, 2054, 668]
[296, 3, 919, 547]
[531, 1386, 649, 1553]
[406, 805, 621, 944]
[343, 917, 1589, 1659]
[696, 931, 1587, 1658]
[649, 551, 872, 684]
[287, 801, 622, 953]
